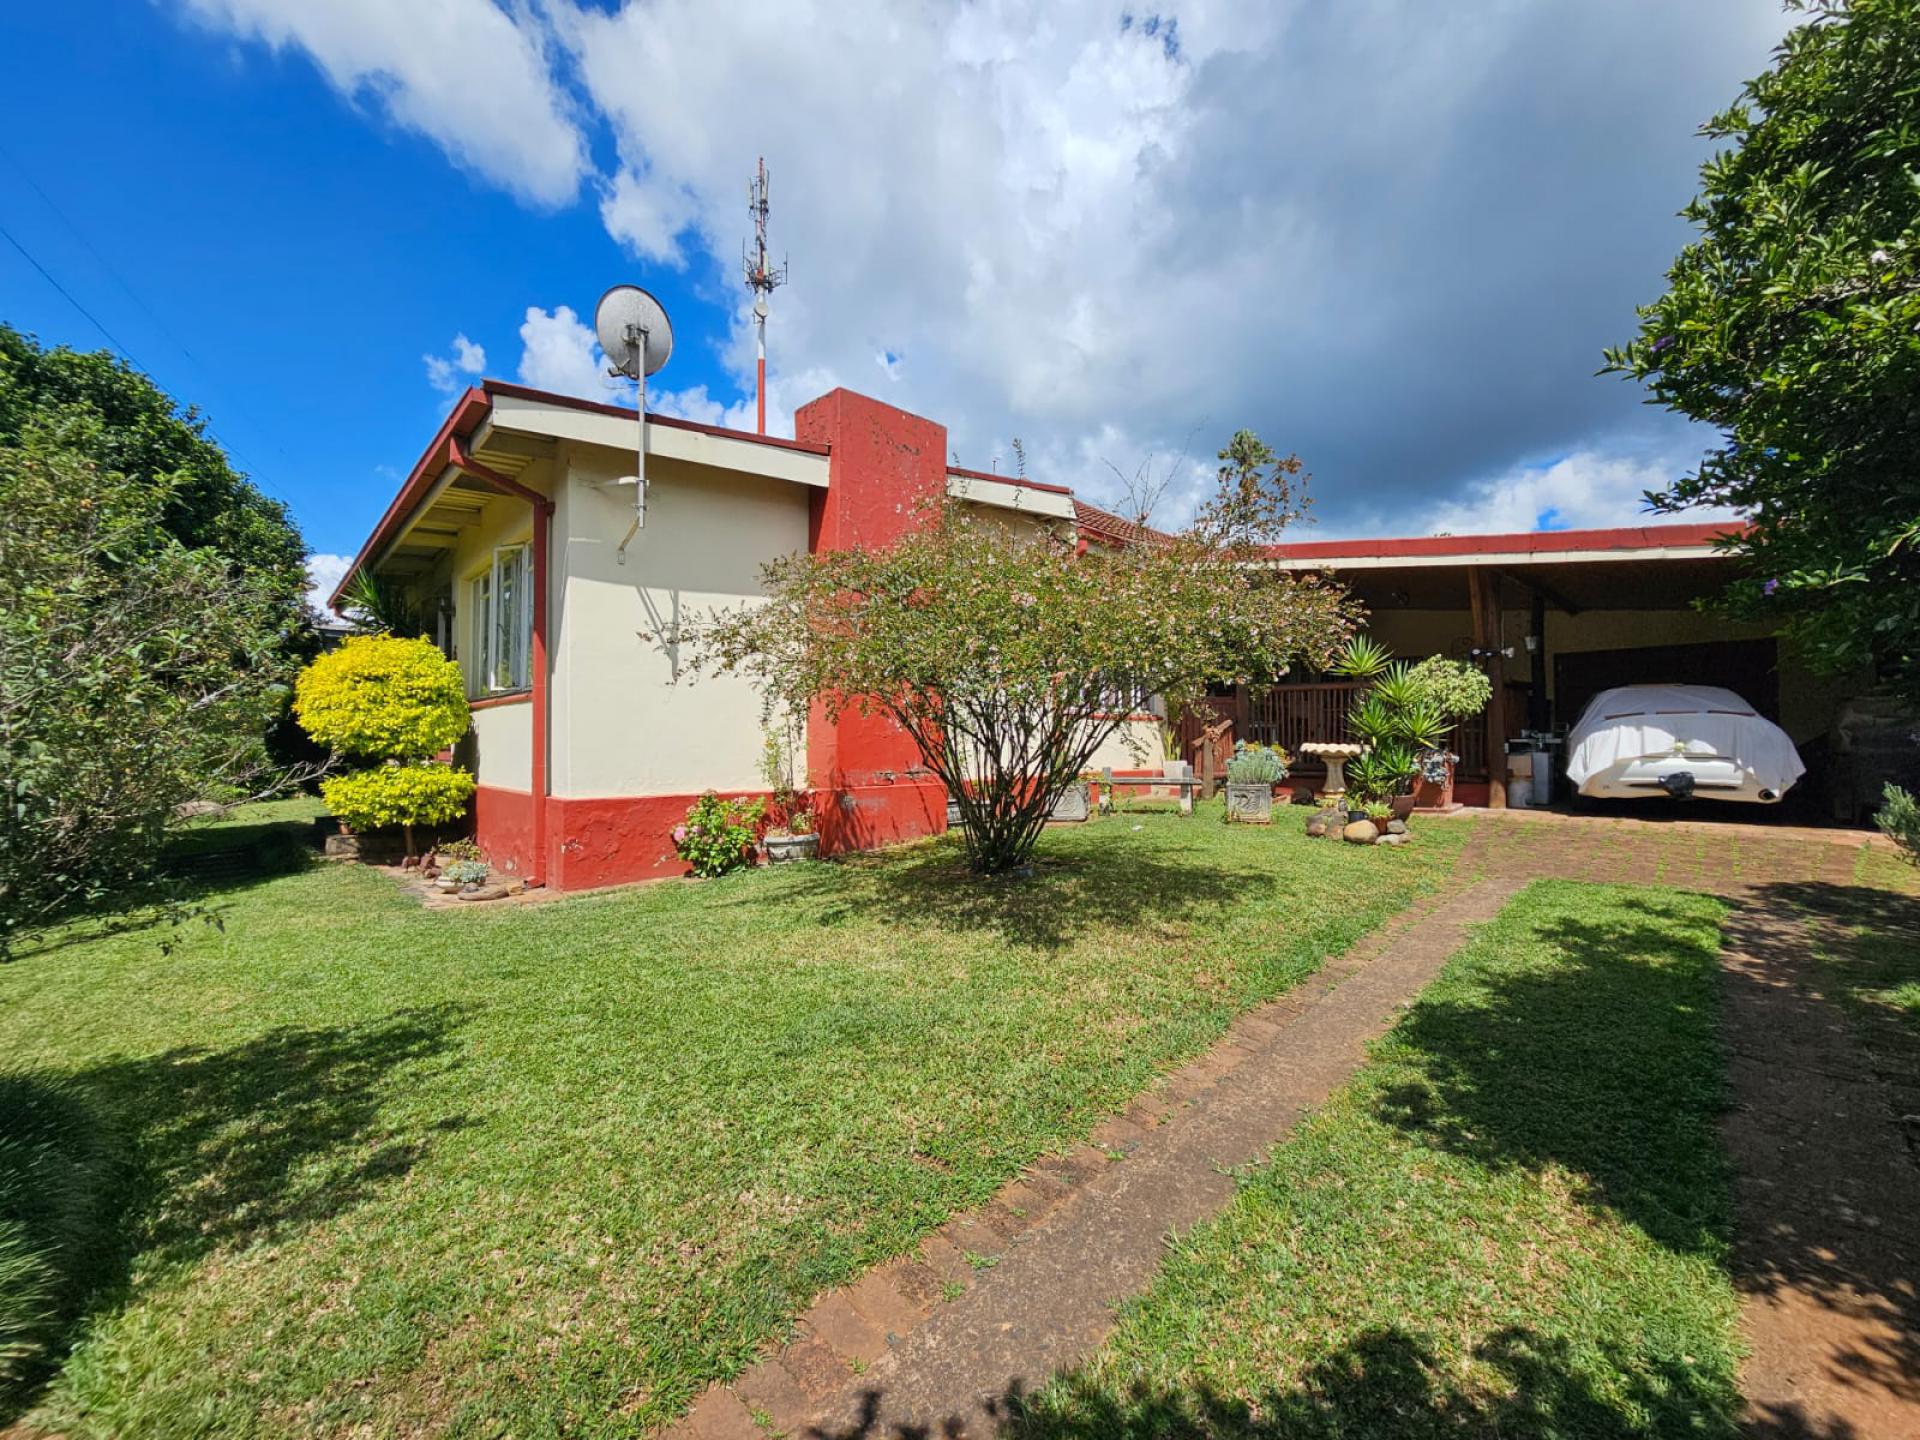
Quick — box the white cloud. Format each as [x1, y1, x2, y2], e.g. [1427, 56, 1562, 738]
[217, 0, 1797, 528]
[305, 551, 353, 615]
[1404, 448, 1741, 539]
[176, 0, 586, 205]
[515, 304, 624, 401]
[423, 332, 486, 393]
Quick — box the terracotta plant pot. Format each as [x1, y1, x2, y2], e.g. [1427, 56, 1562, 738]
[1389, 793, 1418, 822]
[1413, 754, 1456, 810]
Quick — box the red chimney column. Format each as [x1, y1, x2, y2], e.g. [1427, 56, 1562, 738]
[794, 388, 950, 854]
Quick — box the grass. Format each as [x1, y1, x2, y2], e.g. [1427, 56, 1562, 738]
[1015, 880, 1745, 1439]
[0, 803, 1464, 1437]
[0, 1074, 116, 1407]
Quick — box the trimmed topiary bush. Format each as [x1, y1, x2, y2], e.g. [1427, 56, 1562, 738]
[294, 635, 468, 760]
[295, 636, 475, 859]
[320, 764, 477, 835]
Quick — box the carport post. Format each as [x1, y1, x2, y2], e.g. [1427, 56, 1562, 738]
[1468, 566, 1508, 808]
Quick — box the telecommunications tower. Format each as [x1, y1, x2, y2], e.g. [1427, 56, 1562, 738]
[743, 157, 787, 435]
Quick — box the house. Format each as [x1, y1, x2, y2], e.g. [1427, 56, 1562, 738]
[330, 382, 1158, 889]
[335, 380, 1896, 887]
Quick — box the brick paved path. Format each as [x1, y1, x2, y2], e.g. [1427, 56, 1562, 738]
[664, 812, 1902, 1440]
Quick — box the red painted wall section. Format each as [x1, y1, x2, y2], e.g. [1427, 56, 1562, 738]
[474, 786, 539, 878]
[795, 388, 951, 855]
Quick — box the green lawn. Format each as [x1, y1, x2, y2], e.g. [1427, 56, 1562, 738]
[1016, 880, 1745, 1439]
[0, 805, 1464, 1437]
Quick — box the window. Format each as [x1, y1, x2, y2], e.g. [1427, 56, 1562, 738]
[468, 543, 531, 694]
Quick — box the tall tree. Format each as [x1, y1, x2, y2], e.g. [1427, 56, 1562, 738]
[1605, 0, 1920, 698]
[0, 326, 308, 636]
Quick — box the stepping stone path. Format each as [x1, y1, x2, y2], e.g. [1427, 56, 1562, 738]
[663, 811, 1911, 1439]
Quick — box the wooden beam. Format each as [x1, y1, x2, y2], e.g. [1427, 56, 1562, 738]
[1529, 593, 1549, 731]
[1468, 565, 1508, 808]
[1498, 566, 1583, 616]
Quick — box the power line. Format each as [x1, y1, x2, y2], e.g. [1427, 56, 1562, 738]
[0, 218, 138, 361]
[0, 212, 284, 499]
[0, 142, 208, 370]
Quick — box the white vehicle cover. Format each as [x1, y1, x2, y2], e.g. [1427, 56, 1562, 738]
[1566, 685, 1805, 796]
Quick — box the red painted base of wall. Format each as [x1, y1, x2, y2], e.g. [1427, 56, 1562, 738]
[474, 785, 539, 877]
[1453, 780, 1492, 807]
[472, 782, 951, 892]
[816, 781, 947, 858]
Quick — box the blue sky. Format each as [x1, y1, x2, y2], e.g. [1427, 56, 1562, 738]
[2, 1, 1789, 600]
[0, 0, 732, 570]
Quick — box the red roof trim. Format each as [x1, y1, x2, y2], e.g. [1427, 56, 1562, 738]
[1259, 521, 1746, 563]
[327, 386, 491, 610]
[480, 379, 830, 456]
[945, 463, 1075, 496]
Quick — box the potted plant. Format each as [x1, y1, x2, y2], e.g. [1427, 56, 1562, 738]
[759, 726, 819, 862]
[1225, 742, 1288, 823]
[1403, 657, 1492, 809]
[763, 806, 818, 863]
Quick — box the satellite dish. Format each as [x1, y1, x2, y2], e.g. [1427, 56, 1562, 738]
[593, 284, 674, 379]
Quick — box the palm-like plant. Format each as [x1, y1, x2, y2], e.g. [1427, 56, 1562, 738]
[1331, 634, 1393, 680]
[1341, 646, 1464, 802]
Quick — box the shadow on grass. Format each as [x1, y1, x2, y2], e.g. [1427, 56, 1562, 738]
[1371, 893, 1731, 1259]
[1721, 884, 1920, 1422]
[787, 837, 1272, 951]
[1, 1004, 469, 1423]
[817, 1326, 1750, 1438]
[12, 824, 321, 963]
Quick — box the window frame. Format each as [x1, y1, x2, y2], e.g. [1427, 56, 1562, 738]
[466, 541, 532, 697]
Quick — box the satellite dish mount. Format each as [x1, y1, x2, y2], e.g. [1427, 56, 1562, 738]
[592, 284, 674, 563]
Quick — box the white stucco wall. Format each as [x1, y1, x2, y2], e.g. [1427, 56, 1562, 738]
[468, 698, 533, 791]
[551, 443, 812, 798]
[1087, 719, 1166, 773]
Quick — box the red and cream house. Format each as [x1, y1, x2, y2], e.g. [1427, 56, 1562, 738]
[330, 382, 1154, 890]
[335, 380, 1890, 889]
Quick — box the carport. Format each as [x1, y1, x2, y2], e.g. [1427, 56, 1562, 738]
[1246, 522, 1853, 809]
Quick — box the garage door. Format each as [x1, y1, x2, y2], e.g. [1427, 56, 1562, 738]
[1554, 639, 1779, 730]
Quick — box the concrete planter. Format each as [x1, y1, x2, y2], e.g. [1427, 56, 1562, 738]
[1225, 782, 1274, 824]
[1051, 782, 1092, 823]
[764, 832, 820, 864]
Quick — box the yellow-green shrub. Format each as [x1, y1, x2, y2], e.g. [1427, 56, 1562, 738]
[321, 764, 476, 833]
[294, 635, 468, 759]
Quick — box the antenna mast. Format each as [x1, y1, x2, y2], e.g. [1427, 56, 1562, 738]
[742, 157, 787, 436]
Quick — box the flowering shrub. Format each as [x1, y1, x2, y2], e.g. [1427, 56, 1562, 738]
[673, 792, 767, 878]
[679, 471, 1358, 874]
[321, 764, 475, 834]
[294, 635, 469, 759]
